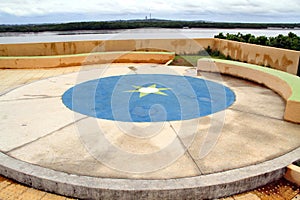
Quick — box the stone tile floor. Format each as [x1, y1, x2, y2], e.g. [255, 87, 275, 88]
[0, 64, 299, 200]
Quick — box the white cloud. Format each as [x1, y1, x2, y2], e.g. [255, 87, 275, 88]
[0, 0, 299, 22]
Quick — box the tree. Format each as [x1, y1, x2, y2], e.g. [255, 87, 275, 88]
[214, 32, 300, 51]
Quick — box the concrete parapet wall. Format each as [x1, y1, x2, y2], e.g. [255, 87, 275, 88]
[0, 52, 175, 69]
[214, 39, 300, 75]
[0, 39, 214, 56]
[0, 38, 299, 74]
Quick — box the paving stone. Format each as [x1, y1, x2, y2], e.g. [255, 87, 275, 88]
[0, 183, 28, 200]
[233, 193, 260, 200]
[16, 188, 46, 200]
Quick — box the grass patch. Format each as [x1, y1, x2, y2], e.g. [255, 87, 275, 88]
[171, 55, 202, 66]
[170, 46, 233, 66]
[170, 46, 271, 69]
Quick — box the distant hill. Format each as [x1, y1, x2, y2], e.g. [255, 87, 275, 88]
[0, 19, 299, 32]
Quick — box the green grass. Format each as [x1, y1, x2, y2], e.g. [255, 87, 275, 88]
[170, 55, 227, 66]
[171, 55, 202, 66]
[170, 46, 233, 67]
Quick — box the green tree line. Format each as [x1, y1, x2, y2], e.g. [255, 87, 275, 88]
[0, 20, 299, 32]
[214, 32, 300, 51]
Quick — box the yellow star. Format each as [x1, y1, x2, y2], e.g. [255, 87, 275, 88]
[125, 84, 170, 98]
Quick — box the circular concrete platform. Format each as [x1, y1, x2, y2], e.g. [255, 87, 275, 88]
[0, 64, 299, 199]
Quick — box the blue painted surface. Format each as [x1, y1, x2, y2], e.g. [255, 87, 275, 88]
[62, 74, 235, 122]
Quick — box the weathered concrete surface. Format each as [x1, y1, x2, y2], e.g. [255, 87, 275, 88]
[2, 65, 299, 178]
[0, 39, 213, 56]
[197, 58, 300, 123]
[0, 51, 175, 69]
[214, 39, 300, 75]
[0, 38, 299, 74]
[0, 64, 299, 199]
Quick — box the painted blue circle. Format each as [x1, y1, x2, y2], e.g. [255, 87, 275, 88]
[62, 74, 235, 122]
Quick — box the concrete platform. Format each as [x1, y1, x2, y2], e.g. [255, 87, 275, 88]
[0, 64, 299, 199]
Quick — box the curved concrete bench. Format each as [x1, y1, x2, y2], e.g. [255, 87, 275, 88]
[0, 51, 175, 69]
[197, 58, 300, 124]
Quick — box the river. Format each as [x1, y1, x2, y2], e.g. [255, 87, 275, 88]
[0, 28, 299, 44]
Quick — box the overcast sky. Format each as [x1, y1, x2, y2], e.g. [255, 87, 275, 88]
[0, 0, 299, 24]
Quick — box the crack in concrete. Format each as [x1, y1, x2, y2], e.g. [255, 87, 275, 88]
[5, 116, 89, 154]
[0, 95, 61, 102]
[168, 122, 204, 175]
[229, 107, 283, 121]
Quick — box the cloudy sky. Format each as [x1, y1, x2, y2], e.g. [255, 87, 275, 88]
[0, 0, 299, 24]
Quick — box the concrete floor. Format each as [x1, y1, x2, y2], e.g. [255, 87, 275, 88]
[0, 63, 299, 199]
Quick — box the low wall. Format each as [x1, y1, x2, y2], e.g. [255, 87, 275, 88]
[0, 39, 214, 56]
[214, 39, 300, 75]
[0, 52, 175, 69]
[285, 164, 300, 186]
[0, 38, 299, 75]
[197, 58, 300, 123]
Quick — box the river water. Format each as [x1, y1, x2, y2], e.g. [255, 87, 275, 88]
[0, 28, 299, 44]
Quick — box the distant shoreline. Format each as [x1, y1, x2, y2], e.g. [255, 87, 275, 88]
[1, 27, 300, 44]
[1, 20, 300, 33]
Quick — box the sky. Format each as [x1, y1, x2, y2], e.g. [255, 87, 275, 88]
[0, 0, 300, 25]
